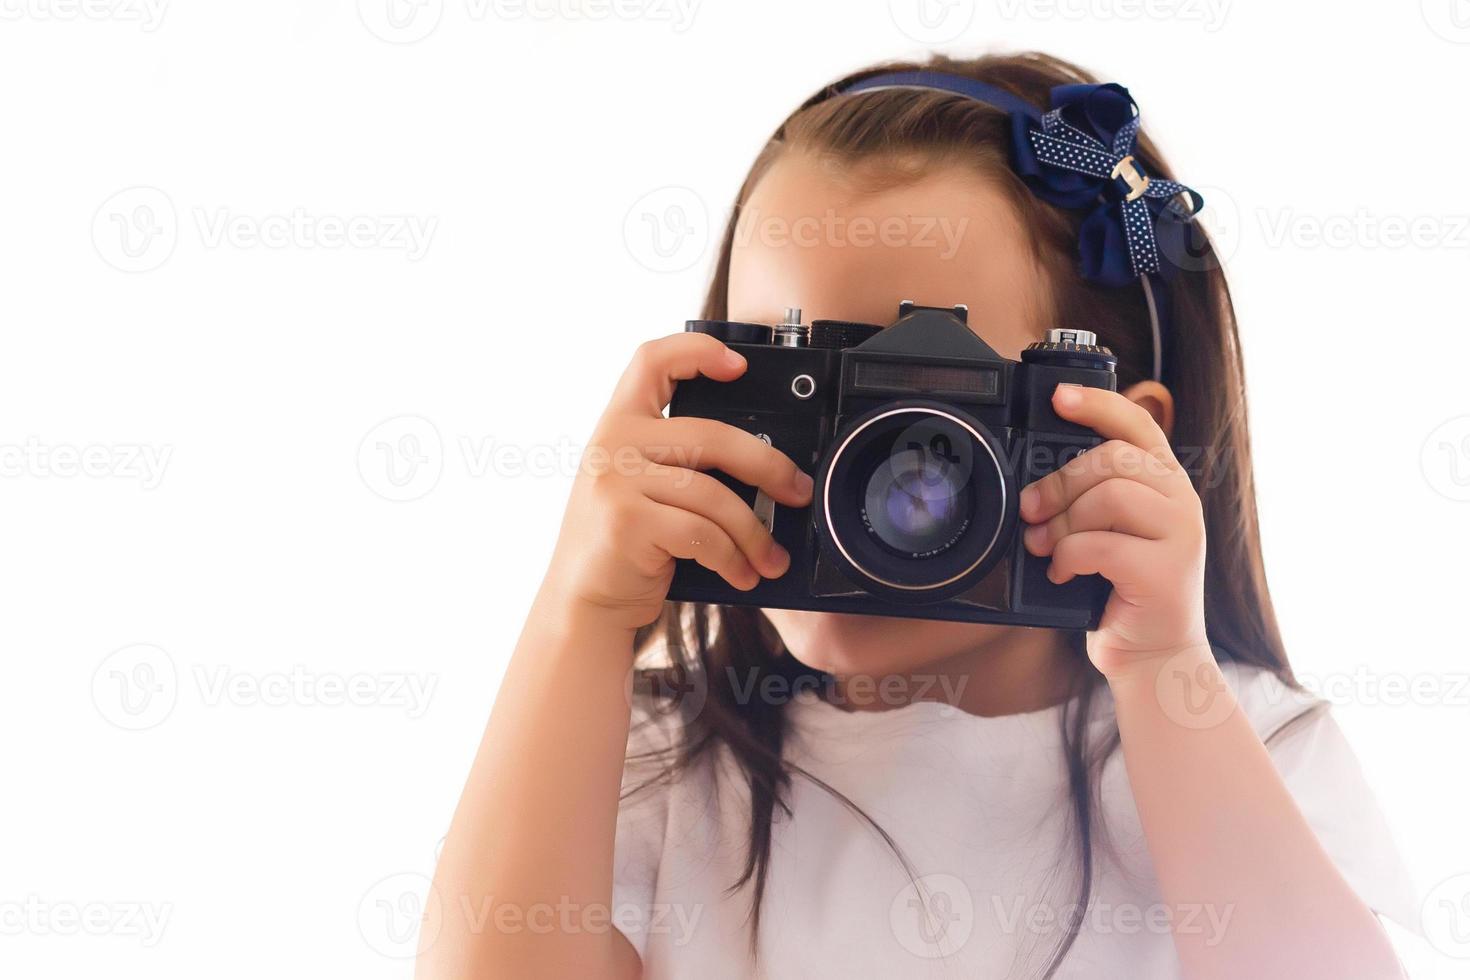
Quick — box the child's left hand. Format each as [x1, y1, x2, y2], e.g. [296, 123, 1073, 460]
[1019, 383, 1210, 681]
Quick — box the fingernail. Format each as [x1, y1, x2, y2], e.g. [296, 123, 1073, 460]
[1024, 523, 1048, 553]
[725, 349, 747, 370]
[1020, 484, 1040, 517]
[766, 542, 790, 575]
[793, 470, 814, 498]
[1054, 384, 1082, 408]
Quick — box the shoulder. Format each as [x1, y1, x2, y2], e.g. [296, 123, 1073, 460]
[1223, 660, 1420, 932]
[1221, 659, 1325, 742]
[619, 687, 731, 829]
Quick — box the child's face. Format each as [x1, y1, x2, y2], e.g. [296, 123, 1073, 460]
[727, 149, 1057, 678]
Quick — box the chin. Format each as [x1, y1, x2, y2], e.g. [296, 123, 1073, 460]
[761, 607, 1004, 677]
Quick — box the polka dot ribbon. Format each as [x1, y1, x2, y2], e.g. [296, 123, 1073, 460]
[1026, 100, 1203, 283]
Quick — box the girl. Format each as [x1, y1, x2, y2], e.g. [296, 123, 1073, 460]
[419, 53, 1415, 979]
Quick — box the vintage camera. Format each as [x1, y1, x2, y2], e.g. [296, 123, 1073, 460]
[666, 302, 1118, 629]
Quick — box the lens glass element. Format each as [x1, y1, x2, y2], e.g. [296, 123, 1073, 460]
[862, 444, 971, 557]
[817, 403, 1014, 599]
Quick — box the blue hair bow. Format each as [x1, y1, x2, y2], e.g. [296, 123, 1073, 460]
[840, 73, 1203, 290]
[1010, 83, 1203, 288]
[835, 71, 1206, 379]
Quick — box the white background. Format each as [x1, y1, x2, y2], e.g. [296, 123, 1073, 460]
[2, 0, 1468, 977]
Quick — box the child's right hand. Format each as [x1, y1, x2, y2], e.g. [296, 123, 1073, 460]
[540, 332, 815, 634]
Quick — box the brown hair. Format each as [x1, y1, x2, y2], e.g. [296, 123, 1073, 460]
[629, 51, 1296, 976]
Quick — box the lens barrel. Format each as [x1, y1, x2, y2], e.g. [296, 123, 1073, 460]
[814, 401, 1015, 602]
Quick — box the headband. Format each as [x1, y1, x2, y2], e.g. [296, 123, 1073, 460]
[834, 71, 1205, 382]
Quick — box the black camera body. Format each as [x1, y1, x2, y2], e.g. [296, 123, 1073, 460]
[667, 302, 1117, 630]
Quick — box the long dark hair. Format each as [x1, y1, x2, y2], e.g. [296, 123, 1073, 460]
[627, 51, 1296, 976]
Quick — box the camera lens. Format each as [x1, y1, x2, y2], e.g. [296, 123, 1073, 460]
[862, 447, 971, 557]
[815, 401, 1015, 602]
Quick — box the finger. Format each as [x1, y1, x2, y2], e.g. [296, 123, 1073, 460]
[1050, 385, 1176, 460]
[648, 502, 759, 591]
[1021, 439, 1182, 524]
[1024, 478, 1174, 557]
[611, 332, 747, 418]
[641, 416, 814, 508]
[639, 466, 790, 579]
[1047, 529, 1160, 589]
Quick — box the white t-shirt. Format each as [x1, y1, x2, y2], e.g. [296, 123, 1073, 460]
[611, 661, 1417, 979]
